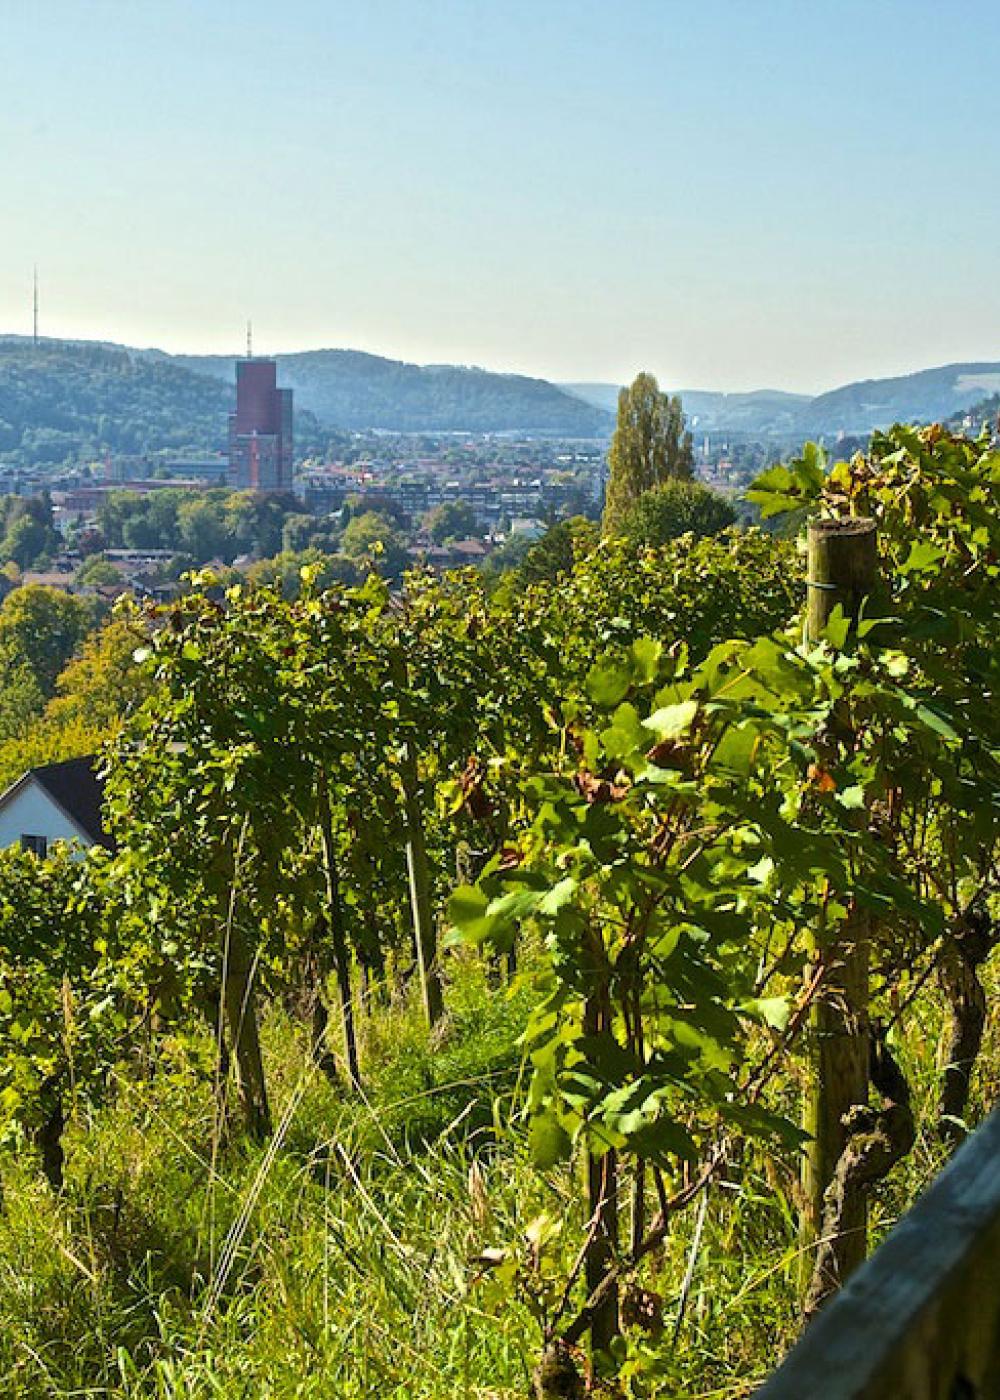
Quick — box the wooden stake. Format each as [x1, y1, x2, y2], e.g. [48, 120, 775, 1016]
[806, 518, 878, 643]
[801, 516, 877, 1301]
[400, 736, 445, 1029]
[317, 772, 362, 1091]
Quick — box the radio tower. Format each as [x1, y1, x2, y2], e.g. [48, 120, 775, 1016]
[32, 266, 38, 347]
[246, 319, 253, 359]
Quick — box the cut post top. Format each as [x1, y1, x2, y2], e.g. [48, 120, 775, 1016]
[806, 516, 878, 641]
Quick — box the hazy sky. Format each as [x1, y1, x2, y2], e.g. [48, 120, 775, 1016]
[2, 0, 999, 393]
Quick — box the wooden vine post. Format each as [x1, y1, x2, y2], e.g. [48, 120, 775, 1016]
[801, 517, 878, 1304]
[400, 735, 445, 1029]
[317, 771, 363, 1091]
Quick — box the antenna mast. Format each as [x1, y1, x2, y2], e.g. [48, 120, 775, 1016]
[33, 266, 38, 347]
[246, 319, 253, 359]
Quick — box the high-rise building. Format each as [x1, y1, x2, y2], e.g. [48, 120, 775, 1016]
[228, 358, 293, 492]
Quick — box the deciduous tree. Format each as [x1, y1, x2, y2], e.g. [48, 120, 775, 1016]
[602, 372, 693, 535]
[618, 478, 735, 546]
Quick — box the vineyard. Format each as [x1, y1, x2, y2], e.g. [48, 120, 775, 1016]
[0, 424, 997, 1397]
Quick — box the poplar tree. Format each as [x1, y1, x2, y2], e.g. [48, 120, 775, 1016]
[602, 372, 694, 535]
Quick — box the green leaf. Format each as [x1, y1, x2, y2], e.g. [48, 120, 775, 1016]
[914, 703, 959, 742]
[821, 604, 851, 650]
[601, 702, 647, 760]
[529, 1111, 572, 1169]
[900, 540, 947, 575]
[486, 890, 543, 923]
[836, 784, 866, 810]
[741, 996, 791, 1031]
[629, 638, 662, 684]
[585, 656, 633, 709]
[628, 1115, 698, 1162]
[446, 884, 500, 946]
[447, 885, 489, 929]
[539, 878, 577, 916]
[643, 699, 698, 741]
[746, 447, 826, 517]
[746, 855, 774, 885]
[722, 1101, 808, 1147]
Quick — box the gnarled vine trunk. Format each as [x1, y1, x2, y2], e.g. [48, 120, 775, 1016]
[317, 774, 362, 1092]
[804, 1037, 914, 1319]
[937, 903, 997, 1144]
[400, 737, 444, 1029]
[222, 920, 272, 1141]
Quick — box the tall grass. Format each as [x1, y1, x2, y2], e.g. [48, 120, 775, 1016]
[0, 958, 995, 1397]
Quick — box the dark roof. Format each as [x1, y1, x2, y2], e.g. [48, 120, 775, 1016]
[4, 756, 109, 847]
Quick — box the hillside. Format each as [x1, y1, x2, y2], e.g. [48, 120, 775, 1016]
[949, 392, 1000, 428]
[169, 348, 613, 435]
[566, 362, 1000, 438]
[5, 339, 999, 469]
[0, 425, 996, 1396]
[563, 382, 808, 434]
[800, 361, 1000, 434]
[0, 338, 610, 469]
[0, 339, 231, 467]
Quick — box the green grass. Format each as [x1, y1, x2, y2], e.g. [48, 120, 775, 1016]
[0, 964, 548, 1398]
[0, 957, 996, 1398]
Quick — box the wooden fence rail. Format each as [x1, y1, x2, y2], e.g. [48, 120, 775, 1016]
[755, 1108, 1000, 1399]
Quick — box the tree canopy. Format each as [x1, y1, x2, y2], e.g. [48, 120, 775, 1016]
[424, 499, 477, 544]
[0, 585, 94, 697]
[616, 477, 736, 546]
[602, 371, 694, 534]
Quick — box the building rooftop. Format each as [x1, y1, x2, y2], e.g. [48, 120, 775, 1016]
[0, 756, 109, 847]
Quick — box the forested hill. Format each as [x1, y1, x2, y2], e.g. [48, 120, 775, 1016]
[0, 340, 231, 467]
[0, 339, 612, 464]
[565, 361, 1000, 438]
[562, 382, 809, 435]
[799, 362, 1000, 434]
[167, 348, 613, 435]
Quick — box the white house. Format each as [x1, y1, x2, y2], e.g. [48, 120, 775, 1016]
[508, 517, 547, 541]
[0, 757, 109, 858]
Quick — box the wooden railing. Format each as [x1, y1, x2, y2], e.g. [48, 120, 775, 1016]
[755, 1108, 1000, 1399]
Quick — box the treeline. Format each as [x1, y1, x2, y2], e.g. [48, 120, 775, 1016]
[951, 391, 1000, 428]
[0, 584, 132, 778]
[1, 472, 743, 604]
[90, 488, 414, 584]
[0, 485, 404, 585]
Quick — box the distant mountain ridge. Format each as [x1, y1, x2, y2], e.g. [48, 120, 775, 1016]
[162, 347, 611, 435]
[0, 339, 232, 467]
[799, 363, 1000, 434]
[2, 335, 999, 471]
[562, 383, 809, 435]
[564, 362, 1000, 437]
[0, 337, 611, 451]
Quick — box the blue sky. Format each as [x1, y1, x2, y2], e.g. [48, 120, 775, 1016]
[1, 0, 998, 392]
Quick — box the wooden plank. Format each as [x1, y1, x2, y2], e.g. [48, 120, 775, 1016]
[755, 1108, 1000, 1399]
